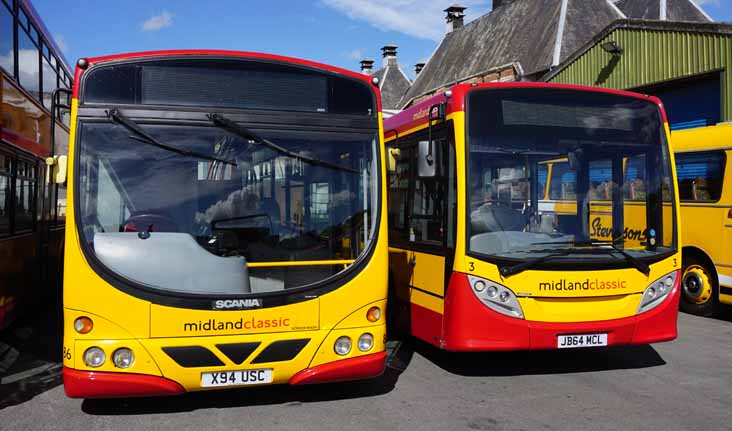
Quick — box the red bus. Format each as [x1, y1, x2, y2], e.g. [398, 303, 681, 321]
[0, 0, 73, 330]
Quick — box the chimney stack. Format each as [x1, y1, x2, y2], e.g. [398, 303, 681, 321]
[415, 63, 426, 75]
[444, 5, 467, 33]
[360, 59, 375, 75]
[381, 45, 398, 67]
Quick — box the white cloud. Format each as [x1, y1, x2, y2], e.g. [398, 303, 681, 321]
[343, 48, 365, 60]
[141, 11, 173, 32]
[321, 0, 489, 42]
[54, 35, 69, 53]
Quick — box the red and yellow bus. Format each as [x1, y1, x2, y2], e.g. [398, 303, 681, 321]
[61, 51, 388, 398]
[1, 0, 72, 330]
[385, 83, 681, 351]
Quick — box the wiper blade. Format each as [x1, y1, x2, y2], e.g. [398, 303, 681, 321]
[208, 113, 358, 174]
[500, 252, 570, 277]
[107, 109, 236, 166]
[532, 239, 650, 275]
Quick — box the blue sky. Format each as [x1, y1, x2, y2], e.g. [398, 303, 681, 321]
[33, 0, 732, 79]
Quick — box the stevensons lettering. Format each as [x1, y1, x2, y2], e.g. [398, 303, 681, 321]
[213, 299, 262, 310]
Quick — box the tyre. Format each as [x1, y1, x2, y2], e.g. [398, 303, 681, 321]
[680, 255, 720, 317]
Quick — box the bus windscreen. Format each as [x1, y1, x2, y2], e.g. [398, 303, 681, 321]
[77, 123, 378, 295]
[466, 88, 676, 268]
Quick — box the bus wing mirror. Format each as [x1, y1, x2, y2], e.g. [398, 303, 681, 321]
[387, 148, 401, 172]
[418, 140, 437, 178]
[46, 155, 68, 184]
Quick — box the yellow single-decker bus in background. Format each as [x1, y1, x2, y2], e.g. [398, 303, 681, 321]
[671, 122, 732, 316]
[61, 50, 388, 398]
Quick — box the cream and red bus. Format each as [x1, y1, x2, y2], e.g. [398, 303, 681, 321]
[385, 83, 681, 351]
[61, 51, 388, 397]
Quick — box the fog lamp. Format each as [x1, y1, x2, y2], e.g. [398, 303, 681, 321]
[334, 336, 352, 356]
[112, 348, 135, 369]
[83, 347, 106, 368]
[358, 333, 374, 352]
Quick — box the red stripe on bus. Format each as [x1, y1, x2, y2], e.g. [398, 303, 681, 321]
[62, 367, 185, 398]
[289, 351, 387, 385]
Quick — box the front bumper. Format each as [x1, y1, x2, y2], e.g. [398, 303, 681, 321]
[438, 273, 680, 351]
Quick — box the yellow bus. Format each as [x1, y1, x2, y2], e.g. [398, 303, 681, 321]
[385, 83, 681, 351]
[671, 123, 732, 316]
[60, 51, 388, 398]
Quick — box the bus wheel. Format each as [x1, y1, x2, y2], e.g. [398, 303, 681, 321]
[680, 256, 720, 317]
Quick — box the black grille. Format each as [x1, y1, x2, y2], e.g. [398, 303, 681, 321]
[251, 339, 310, 364]
[215, 342, 261, 365]
[162, 346, 224, 368]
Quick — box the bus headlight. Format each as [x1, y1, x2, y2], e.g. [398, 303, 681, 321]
[334, 336, 352, 356]
[357, 333, 374, 352]
[83, 347, 106, 368]
[112, 348, 135, 369]
[638, 270, 679, 314]
[467, 275, 524, 319]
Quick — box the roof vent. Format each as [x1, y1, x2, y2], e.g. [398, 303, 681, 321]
[415, 63, 426, 75]
[360, 59, 375, 75]
[381, 45, 398, 67]
[444, 5, 467, 33]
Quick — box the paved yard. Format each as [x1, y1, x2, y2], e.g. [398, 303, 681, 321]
[1, 310, 732, 431]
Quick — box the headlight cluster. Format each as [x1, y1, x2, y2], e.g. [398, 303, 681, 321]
[334, 333, 374, 356]
[637, 270, 678, 314]
[83, 346, 135, 369]
[467, 275, 524, 319]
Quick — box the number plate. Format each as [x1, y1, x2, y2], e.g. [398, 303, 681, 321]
[557, 333, 608, 349]
[201, 369, 273, 388]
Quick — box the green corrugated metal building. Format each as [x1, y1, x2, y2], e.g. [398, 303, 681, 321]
[545, 20, 732, 128]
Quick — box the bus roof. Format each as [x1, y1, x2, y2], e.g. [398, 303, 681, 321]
[672, 122, 732, 153]
[72, 50, 381, 109]
[384, 82, 666, 139]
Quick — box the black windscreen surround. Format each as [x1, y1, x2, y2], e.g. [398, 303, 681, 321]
[82, 58, 375, 116]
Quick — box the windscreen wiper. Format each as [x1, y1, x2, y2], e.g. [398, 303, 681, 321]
[107, 109, 236, 166]
[208, 113, 358, 174]
[532, 239, 650, 275]
[500, 252, 571, 277]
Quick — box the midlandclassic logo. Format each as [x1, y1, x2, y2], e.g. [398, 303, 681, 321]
[183, 317, 291, 332]
[539, 278, 628, 291]
[212, 299, 262, 310]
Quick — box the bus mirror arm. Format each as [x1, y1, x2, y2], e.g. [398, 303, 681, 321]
[45, 155, 68, 184]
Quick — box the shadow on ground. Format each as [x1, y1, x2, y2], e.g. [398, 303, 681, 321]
[0, 300, 64, 410]
[408, 338, 666, 377]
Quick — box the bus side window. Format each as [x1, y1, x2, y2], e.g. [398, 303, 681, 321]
[387, 144, 411, 243]
[0, 151, 11, 235]
[675, 151, 725, 202]
[411, 138, 447, 245]
[624, 155, 646, 201]
[549, 162, 576, 200]
[537, 164, 548, 200]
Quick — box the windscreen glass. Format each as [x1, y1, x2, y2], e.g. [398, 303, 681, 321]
[77, 123, 378, 295]
[467, 88, 675, 266]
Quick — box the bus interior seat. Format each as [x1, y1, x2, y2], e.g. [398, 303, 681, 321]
[94, 232, 251, 294]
